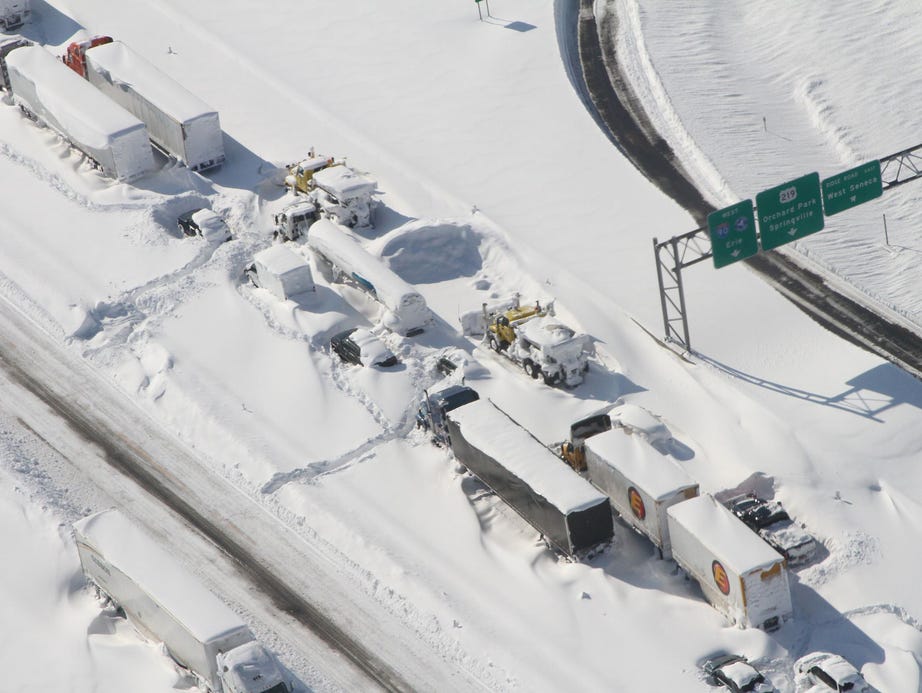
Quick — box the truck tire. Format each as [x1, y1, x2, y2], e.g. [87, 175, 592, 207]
[524, 360, 539, 379]
[543, 371, 559, 386]
[489, 335, 501, 352]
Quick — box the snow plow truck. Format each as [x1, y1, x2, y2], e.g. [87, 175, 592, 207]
[484, 298, 590, 387]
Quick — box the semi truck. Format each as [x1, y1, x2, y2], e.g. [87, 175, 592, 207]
[416, 384, 481, 446]
[0, 0, 29, 30]
[666, 494, 793, 631]
[485, 298, 590, 387]
[63, 37, 225, 171]
[308, 165, 377, 230]
[5, 45, 154, 181]
[73, 509, 290, 693]
[445, 398, 614, 557]
[307, 218, 430, 335]
[582, 426, 698, 559]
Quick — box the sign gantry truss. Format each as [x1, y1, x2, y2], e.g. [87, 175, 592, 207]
[653, 143, 922, 351]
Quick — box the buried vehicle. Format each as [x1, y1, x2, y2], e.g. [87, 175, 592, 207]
[445, 398, 613, 557]
[582, 426, 699, 559]
[485, 298, 590, 387]
[667, 494, 793, 631]
[793, 652, 873, 693]
[273, 199, 317, 241]
[64, 37, 225, 171]
[178, 208, 231, 243]
[5, 45, 154, 182]
[726, 494, 817, 567]
[73, 509, 290, 693]
[307, 219, 430, 335]
[702, 653, 777, 693]
[308, 164, 377, 230]
[245, 245, 314, 300]
[331, 327, 398, 368]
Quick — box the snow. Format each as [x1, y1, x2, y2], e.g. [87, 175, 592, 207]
[6, 44, 153, 179]
[1, 1, 922, 691]
[310, 165, 375, 200]
[307, 218, 430, 333]
[585, 427, 696, 501]
[73, 508, 250, 644]
[0, 470, 184, 693]
[668, 495, 784, 576]
[448, 398, 610, 515]
[86, 40, 218, 124]
[253, 245, 314, 299]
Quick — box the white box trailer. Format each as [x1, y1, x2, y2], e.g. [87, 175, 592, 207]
[667, 495, 793, 631]
[81, 40, 224, 171]
[73, 509, 289, 693]
[6, 46, 154, 182]
[0, 0, 29, 30]
[307, 218, 430, 335]
[446, 399, 614, 557]
[246, 245, 315, 300]
[583, 427, 698, 558]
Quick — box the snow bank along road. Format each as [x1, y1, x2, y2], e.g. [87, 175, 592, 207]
[581, 1, 922, 378]
[0, 296, 485, 692]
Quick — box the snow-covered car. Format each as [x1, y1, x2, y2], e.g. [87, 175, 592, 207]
[177, 208, 231, 243]
[703, 653, 777, 692]
[794, 652, 872, 692]
[330, 327, 398, 368]
[727, 494, 817, 566]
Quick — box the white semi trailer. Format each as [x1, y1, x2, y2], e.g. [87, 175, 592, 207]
[73, 509, 290, 693]
[583, 426, 698, 559]
[5, 45, 154, 181]
[667, 494, 793, 631]
[64, 37, 225, 171]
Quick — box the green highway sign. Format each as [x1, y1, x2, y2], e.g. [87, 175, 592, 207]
[822, 160, 882, 216]
[707, 199, 758, 268]
[756, 172, 824, 251]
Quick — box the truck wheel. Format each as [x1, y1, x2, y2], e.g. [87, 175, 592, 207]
[489, 335, 501, 352]
[524, 360, 539, 378]
[543, 371, 559, 386]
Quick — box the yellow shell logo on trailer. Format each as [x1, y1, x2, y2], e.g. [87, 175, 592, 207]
[712, 560, 731, 595]
[628, 487, 646, 520]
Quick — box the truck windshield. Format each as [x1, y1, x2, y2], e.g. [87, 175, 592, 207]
[261, 684, 289, 693]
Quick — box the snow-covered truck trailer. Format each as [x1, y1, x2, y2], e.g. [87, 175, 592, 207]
[65, 38, 225, 171]
[245, 245, 315, 300]
[307, 218, 430, 335]
[446, 399, 614, 557]
[5, 46, 154, 182]
[583, 427, 698, 559]
[73, 509, 290, 693]
[666, 495, 793, 631]
[0, 0, 29, 30]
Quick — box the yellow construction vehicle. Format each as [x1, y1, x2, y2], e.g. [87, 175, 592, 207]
[284, 150, 340, 194]
[486, 300, 545, 352]
[484, 297, 590, 387]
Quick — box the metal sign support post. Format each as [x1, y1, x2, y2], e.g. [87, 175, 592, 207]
[653, 228, 712, 351]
